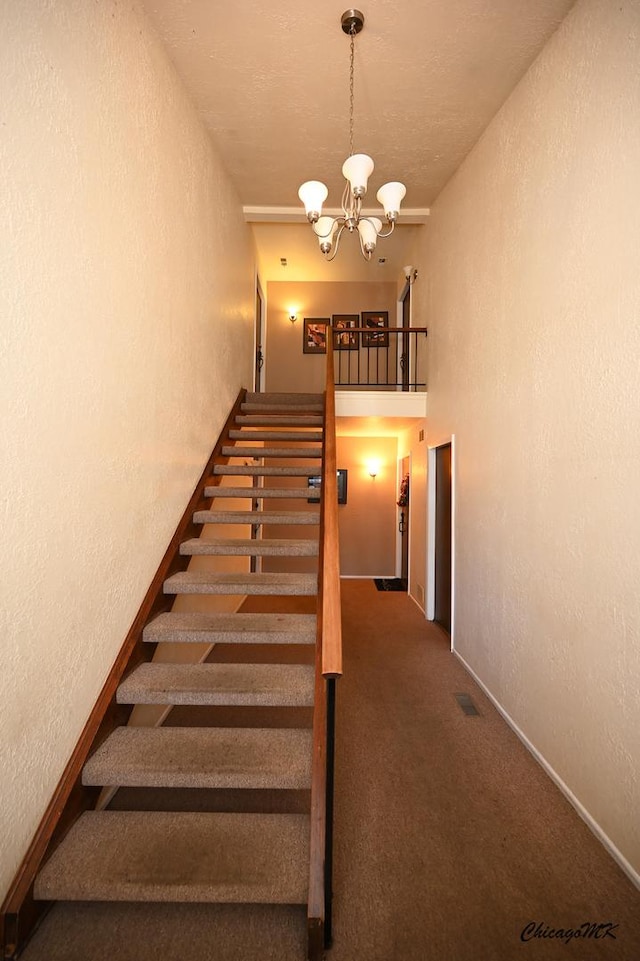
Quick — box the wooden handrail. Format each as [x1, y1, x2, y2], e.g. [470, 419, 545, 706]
[321, 333, 343, 680]
[307, 335, 343, 959]
[332, 325, 428, 335]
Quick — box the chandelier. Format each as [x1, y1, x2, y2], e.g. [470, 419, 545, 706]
[298, 9, 406, 262]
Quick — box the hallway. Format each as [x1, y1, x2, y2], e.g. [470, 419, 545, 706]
[22, 581, 640, 961]
[332, 581, 640, 959]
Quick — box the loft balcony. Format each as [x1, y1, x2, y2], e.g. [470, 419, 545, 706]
[330, 325, 427, 393]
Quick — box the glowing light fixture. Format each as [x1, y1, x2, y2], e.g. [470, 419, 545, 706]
[298, 10, 406, 262]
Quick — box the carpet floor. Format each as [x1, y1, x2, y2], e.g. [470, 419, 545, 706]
[20, 581, 640, 961]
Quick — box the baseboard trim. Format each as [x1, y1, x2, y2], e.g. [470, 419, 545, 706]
[408, 591, 425, 615]
[453, 649, 640, 893]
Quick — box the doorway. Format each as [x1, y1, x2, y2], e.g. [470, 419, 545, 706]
[427, 439, 454, 639]
[434, 443, 452, 633]
[398, 455, 410, 585]
[400, 284, 411, 391]
[254, 281, 264, 392]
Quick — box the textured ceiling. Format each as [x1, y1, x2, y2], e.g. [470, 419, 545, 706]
[141, 0, 575, 278]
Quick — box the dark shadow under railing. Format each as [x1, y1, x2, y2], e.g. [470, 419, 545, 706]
[332, 326, 428, 391]
[307, 334, 342, 961]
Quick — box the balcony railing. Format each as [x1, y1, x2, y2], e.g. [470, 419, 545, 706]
[331, 326, 428, 391]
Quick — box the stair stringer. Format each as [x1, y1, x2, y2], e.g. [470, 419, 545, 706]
[0, 388, 248, 961]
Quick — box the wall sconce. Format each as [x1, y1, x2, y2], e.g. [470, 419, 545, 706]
[403, 264, 418, 285]
[367, 460, 380, 479]
[288, 308, 298, 324]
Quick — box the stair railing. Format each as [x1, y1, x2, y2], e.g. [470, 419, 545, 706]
[333, 325, 428, 390]
[307, 334, 343, 960]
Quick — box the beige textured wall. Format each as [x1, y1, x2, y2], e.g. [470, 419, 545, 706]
[336, 436, 398, 577]
[265, 281, 397, 393]
[413, 0, 640, 878]
[399, 425, 428, 610]
[259, 435, 398, 577]
[0, 1, 254, 898]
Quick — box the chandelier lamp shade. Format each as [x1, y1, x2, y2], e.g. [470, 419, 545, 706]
[298, 9, 406, 261]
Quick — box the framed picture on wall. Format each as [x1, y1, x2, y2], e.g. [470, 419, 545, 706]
[361, 311, 389, 347]
[303, 318, 329, 354]
[331, 314, 359, 351]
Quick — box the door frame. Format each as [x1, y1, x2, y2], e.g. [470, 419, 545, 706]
[395, 453, 411, 581]
[396, 279, 412, 390]
[426, 435, 456, 650]
[253, 276, 266, 392]
[400, 282, 411, 391]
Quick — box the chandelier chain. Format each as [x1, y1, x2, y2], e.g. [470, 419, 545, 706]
[349, 25, 355, 157]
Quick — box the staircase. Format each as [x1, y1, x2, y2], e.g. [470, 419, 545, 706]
[26, 390, 339, 960]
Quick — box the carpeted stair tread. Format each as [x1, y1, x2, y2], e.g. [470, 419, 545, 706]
[164, 571, 317, 596]
[221, 445, 322, 458]
[244, 391, 323, 406]
[194, 510, 319, 525]
[213, 464, 319, 476]
[241, 404, 324, 415]
[228, 430, 324, 442]
[117, 663, 315, 706]
[33, 810, 309, 904]
[180, 537, 319, 557]
[82, 727, 312, 789]
[143, 611, 317, 644]
[204, 485, 313, 499]
[235, 415, 323, 427]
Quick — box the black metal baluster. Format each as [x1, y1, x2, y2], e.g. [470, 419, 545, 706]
[324, 677, 336, 948]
